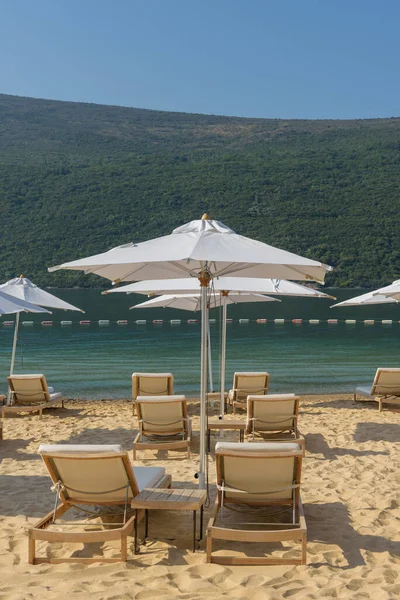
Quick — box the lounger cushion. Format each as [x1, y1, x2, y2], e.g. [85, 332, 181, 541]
[39, 444, 123, 453]
[133, 373, 173, 378]
[133, 466, 166, 491]
[355, 386, 373, 397]
[247, 394, 298, 401]
[215, 441, 302, 453]
[136, 395, 185, 403]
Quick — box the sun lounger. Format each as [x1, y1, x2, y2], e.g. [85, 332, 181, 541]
[246, 394, 304, 446]
[206, 441, 306, 565]
[133, 395, 191, 459]
[354, 368, 400, 412]
[228, 372, 269, 413]
[28, 444, 171, 564]
[132, 372, 174, 415]
[3, 374, 65, 418]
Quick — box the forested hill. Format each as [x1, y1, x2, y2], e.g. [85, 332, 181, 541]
[0, 93, 399, 288]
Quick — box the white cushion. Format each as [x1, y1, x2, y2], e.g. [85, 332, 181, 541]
[234, 372, 269, 376]
[10, 374, 44, 379]
[132, 373, 173, 378]
[48, 386, 54, 393]
[355, 386, 373, 397]
[39, 444, 123, 453]
[133, 466, 166, 491]
[136, 395, 185, 403]
[247, 394, 298, 401]
[215, 441, 301, 453]
[49, 392, 63, 401]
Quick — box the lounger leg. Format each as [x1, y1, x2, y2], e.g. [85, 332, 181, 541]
[121, 532, 128, 562]
[206, 521, 213, 563]
[301, 533, 307, 565]
[132, 446, 136, 461]
[39, 408, 43, 419]
[28, 535, 35, 565]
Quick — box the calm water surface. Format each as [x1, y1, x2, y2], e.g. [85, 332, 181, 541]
[1, 289, 399, 399]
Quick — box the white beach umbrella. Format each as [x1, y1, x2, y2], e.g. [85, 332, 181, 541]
[0, 290, 50, 315]
[0, 290, 50, 404]
[49, 215, 333, 488]
[105, 277, 335, 298]
[107, 277, 334, 414]
[132, 292, 280, 312]
[331, 280, 400, 307]
[133, 292, 279, 396]
[0, 276, 84, 378]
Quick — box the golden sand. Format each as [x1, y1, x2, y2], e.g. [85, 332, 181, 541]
[0, 395, 399, 599]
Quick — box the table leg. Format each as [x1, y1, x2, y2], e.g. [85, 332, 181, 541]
[193, 510, 196, 552]
[207, 428, 210, 452]
[144, 509, 149, 544]
[199, 505, 204, 541]
[134, 509, 139, 554]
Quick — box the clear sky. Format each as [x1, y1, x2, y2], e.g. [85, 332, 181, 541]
[1, 0, 399, 119]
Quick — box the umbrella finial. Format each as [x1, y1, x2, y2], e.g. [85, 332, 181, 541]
[201, 213, 210, 220]
[19, 274, 24, 278]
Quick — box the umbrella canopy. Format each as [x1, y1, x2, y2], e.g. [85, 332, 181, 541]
[331, 280, 400, 307]
[0, 276, 84, 311]
[49, 217, 332, 283]
[0, 290, 50, 315]
[49, 215, 333, 489]
[117, 280, 332, 416]
[0, 277, 83, 398]
[104, 276, 335, 299]
[132, 292, 280, 311]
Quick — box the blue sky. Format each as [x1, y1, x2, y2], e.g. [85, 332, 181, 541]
[1, 0, 399, 119]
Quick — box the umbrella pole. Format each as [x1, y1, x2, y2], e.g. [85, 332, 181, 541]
[220, 291, 228, 417]
[207, 318, 214, 396]
[8, 311, 20, 404]
[198, 274, 210, 490]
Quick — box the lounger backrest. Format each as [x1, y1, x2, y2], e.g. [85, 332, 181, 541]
[372, 368, 400, 396]
[7, 374, 50, 404]
[39, 444, 139, 504]
[132, 373, 174, 399]
[136, 395, 188, 435]
[247, 394, 299, 434]
[215, 441, 303, 504]
[233, 372, 269, 400]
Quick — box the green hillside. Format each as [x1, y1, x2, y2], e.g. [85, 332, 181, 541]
[0, 93, 399, 288]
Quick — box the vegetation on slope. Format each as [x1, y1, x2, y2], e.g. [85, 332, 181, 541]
[0, 94, 399, 288]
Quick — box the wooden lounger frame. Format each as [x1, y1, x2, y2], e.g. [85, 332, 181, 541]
[131, 373, 174, 415]
[354, 368, 400, 412]
[28, 451, 171, 564]
[228, 372, 270, 414]
[133, 396, 191, 459]
[246, 394, 305, 446]
[3, 375, 65, 419]
[206, 445, 307, 565]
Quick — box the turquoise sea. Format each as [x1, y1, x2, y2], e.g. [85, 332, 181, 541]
[1, 289, 399, 399]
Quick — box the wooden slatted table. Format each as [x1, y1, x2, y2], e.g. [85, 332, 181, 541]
[131, 488, 207, 553]
[207, 418, 246, 450]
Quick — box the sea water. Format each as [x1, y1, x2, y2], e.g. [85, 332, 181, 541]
[1, 289, 399, 399]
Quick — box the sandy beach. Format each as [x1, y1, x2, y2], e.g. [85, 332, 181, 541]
[0, 394, 399, 599]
